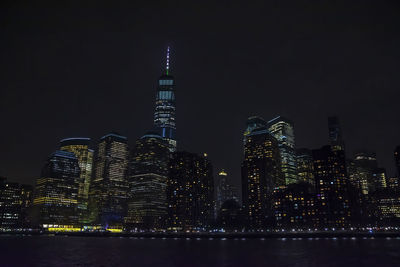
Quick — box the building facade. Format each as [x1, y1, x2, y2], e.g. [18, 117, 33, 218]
[0, 177, 33, 229]
[89, 133, 129, 228]
[125, 133, 170, 230]
[273, 182, 317, 229]
[154, 47, 177, 152]
[59, 137, 93, 219]
[32, 150, 81, 228]
[312, 145, 351, 228]
[167, 151, 214, 231]
[268, 116, 297, 185]
[296, 148, 315, 187]
[241, 117, 283, 229]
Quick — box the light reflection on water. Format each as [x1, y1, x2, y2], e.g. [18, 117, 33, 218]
[0, 236, 399, 267]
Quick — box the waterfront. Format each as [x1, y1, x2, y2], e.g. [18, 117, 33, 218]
[0, 236, 399, 266]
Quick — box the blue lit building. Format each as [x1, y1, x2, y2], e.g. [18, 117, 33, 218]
[32, 150, 81, 227]
[89, 133, 129, 228]
[154, 47, 177, 152]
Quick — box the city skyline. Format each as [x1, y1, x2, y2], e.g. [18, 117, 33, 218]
[1, 3, 400, 189]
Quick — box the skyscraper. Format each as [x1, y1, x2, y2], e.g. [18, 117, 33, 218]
[167, 152, 214, 231]
[348, 152, 378, 195]
[59, 138, 93, 216]
[154, 47, 177, 152]
[32, 150, 81, 228]
[243, 116, 268, 145]
[241, 117, 283, 229]
[125, 132, 170, 230]
[296, 148, 315, 187]
[312, 145, 351, 228]
[328, 116, 345, 152]
[89, 133, 129, 228]
[268, 116, 297, 185]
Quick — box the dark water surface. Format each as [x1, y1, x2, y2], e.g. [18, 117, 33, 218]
[0, 236, 399, 267]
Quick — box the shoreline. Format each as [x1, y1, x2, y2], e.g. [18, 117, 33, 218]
[1, 231, 400, 239]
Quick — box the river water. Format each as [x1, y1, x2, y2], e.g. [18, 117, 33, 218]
[0, 235, 399, 266]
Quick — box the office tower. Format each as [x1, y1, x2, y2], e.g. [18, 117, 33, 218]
[167, 152, 214, 231]
[347, 152, 377, 195]
[154, 47, 177, 152]
[241, 117, 283, 229]
[215, 170, 238, 217]
[296, 148, 315, 187]
[373, 168, 387, 191]
[0, 178, 32, 229]
[32, 150, 81, 228]
[328, 116, 345, 152]
[90, 133, 129, 228]
[273, 182, 317, 229]
[268, 116, 297, 185]
[346, 159, 370, 225]
[348, 152, 387, 194]
[125, 132, 170, 230]
[243, 116, 268, 145]
[394, 146, 400, 176]
[59, 138, 93, 214]
[372, 189, 400, 225]
[312, 145, 351, 228]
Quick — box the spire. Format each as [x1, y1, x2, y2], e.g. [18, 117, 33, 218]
[166, 46, 170, 75]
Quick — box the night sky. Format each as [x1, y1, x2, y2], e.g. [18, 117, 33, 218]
[1, 1, 400, 189]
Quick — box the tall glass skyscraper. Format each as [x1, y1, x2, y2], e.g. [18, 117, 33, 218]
[125, 132, 170, 230]
[32, 150, 81, 227]
[241, 117, 283, 229]
[154, 47, 177, 152]
[89, 133, 129, 228]
[59, 138, 93, 215]
[268, 116, 297, 185]
[296, 148, 315, 187]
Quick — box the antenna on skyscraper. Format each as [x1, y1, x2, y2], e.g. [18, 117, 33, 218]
[166, 46, 170, 75]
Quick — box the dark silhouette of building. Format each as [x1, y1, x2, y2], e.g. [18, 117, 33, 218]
[312, 145, 351, 228]
[125, 132, 170, 230]
[328, 116, 345, 152]
[216, 199, 244, 231]
[394, 146, 400, 176]
[32, 150, 81, 228]
[273, 182, 317, 229]
[167, 151, 214, 231]
[241, 116, 283, 229]
[154, 47, 177, 152]
[268, 116, 298, 185]
[89, 133, 129, 228]
[59, 137, 93, 222]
